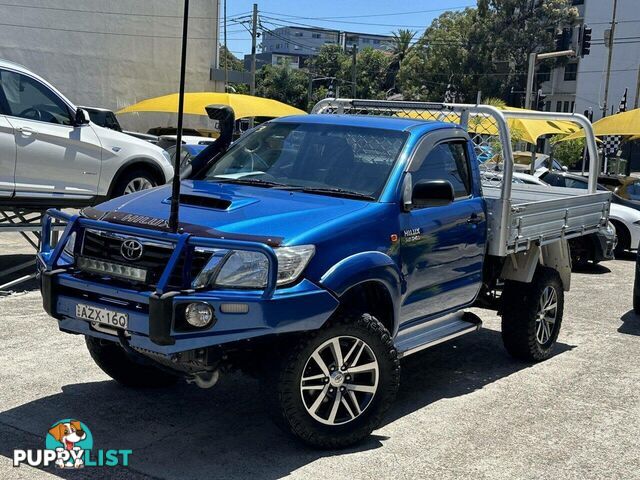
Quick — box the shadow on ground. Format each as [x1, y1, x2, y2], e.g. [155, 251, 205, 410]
[618, 310, 640, 336]
[572, 263, 611, 275]
[0, 328, 574, 480]
[0, 253, 39, 293]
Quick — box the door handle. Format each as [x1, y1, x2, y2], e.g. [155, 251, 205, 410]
[17, 127, 35, 136]
[467, 213, 483, 225]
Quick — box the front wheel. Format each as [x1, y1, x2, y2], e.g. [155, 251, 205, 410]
[110, 169, 157, 198]
[501, 266, 564, 362]
[264, 314, 400, 448]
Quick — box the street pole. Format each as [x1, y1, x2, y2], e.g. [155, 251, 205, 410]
[351, 44, 357, 98]
[169, 0, 190, 233]
[223, 0, 227, 89]
[602, 0, 618, 117]
[634, 63, 640, 109]
[524, 52, 537, 110]
[250, 3, 258, 96]
[308, 74, 313, 109]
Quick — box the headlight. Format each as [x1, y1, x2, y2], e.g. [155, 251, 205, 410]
[192, 245, 315, 289]
[62, 232, 77, 259]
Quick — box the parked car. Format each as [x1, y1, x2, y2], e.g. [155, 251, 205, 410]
[537, 169, 640, 254]
[482, 170, 616, 267]
[157, 135, 215, 150]
[38, 102, 609, 448]
[165, 143, 207, 175]
[634, 248, 640, 314]
[597, 174, 640, 203]
[0, 59, 172, 206]
[512, 151, 567, 173]
[79, 106, 160, 144]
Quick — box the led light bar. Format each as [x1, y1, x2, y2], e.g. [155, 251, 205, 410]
[77, 256, 148, 283]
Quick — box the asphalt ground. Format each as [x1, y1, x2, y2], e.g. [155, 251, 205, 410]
[1, 232, 639, 479]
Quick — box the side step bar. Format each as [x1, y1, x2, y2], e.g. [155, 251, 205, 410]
[396, 311, 482, 358]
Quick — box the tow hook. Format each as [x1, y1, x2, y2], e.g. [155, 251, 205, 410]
[187, 370, 220, 389]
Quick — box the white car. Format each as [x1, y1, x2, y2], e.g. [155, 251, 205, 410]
[537, 169, 640, 253]
[0, 59, 173, 207]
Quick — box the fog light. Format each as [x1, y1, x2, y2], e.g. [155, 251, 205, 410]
[220, 303, 249, 314]
[185, 303, 214, 328]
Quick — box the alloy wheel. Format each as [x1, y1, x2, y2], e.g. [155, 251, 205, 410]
[124, 177, 154, 194]
[300, 335, 379, 426]
[536, 285, 558, 345]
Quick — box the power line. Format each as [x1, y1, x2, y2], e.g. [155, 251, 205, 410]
[260, 14, 428, 29]
[259, 6, 470, 26]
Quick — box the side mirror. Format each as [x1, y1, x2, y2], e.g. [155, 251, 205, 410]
[410, 180, 455, 209]
[75, 108, 90, 126]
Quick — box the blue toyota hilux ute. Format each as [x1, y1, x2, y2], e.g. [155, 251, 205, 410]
[38, 103, 609, 448]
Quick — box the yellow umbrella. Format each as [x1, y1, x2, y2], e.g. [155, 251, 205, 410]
[560, 108, 640, 142]
[396, 106, 579, 144]
[117, 92, 306, 119]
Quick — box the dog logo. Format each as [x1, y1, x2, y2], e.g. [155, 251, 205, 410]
[45, 419, 92, 469]
[120, 239, 143, 261]
[13, 418, 132, 469]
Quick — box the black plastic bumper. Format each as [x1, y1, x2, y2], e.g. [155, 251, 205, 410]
[41, 269, 66, 320]
[148, 292, 180, 346]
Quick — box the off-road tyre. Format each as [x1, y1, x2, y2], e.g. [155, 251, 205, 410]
[263, 313, 400, 449]
[85, 336, 179, 388]
[501, 266, 564, 362]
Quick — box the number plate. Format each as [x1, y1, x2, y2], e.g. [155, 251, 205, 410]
[75, 304, 129, 329]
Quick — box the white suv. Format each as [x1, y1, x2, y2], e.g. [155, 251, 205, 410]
[0, 59, 173, 207]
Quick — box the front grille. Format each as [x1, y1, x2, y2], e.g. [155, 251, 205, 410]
[80, 230, 213, 288]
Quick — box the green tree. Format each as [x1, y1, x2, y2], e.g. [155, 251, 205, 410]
[346, 47, 392, 99]
[551, 135, 585, 167]
[219, 46, 244, 72]
[387, 29, 416, 90]
[398, 1, 578, 103]
[308, 44, 349, 79]
[255, 64, 309, 110]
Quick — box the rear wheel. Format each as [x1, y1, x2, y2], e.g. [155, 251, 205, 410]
[613, 221, 630, 255]
[264, 313, 400, 448]
[501, 266, 564, 362]
[85, 336, 179, 388]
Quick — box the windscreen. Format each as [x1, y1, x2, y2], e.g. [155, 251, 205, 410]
[204, 122, 408, 199]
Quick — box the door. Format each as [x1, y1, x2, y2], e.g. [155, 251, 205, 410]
[0, 113, 15, 198]
[0, 69, 101, 199]
[399, 137, 486, 325]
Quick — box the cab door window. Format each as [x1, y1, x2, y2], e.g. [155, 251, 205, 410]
[0, 70, 73, 125]
[411, 141, 471, 199]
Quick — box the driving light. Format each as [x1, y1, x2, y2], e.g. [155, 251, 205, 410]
[77, 256, 147, 282]
[185, 303, 214, 327]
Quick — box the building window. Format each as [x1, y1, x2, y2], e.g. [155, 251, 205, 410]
[294, 32, 303, 37]
[564, 63, 578, 81]
[544, 101, 551, 112]
[362, 38, 370, 43]
[556, 101, 562, 112]
[572, 0, 584, 5]
[563, 101, 570, 112]
[570, 101, 575, 112]
[537, 64, 551, 83]
[373, 39, 380, 44]
[312, 33, 321, 39]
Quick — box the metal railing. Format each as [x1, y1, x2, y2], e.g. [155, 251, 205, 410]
[40, 209, 279, 299]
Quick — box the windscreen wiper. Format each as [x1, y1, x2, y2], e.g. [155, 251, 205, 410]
[213, 178, 290, 188]
[278, 186, 375, 201]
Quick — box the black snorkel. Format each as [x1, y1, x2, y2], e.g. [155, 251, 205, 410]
[186, 105, 236, 179]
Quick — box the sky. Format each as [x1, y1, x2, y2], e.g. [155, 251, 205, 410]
[222, 0, 478, 57]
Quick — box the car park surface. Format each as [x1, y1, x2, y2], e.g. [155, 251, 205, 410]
[1, 232, 639, 479]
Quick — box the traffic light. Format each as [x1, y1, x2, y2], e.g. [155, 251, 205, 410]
[580, 25, 592, 57]
[555, 27, 571, 51]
